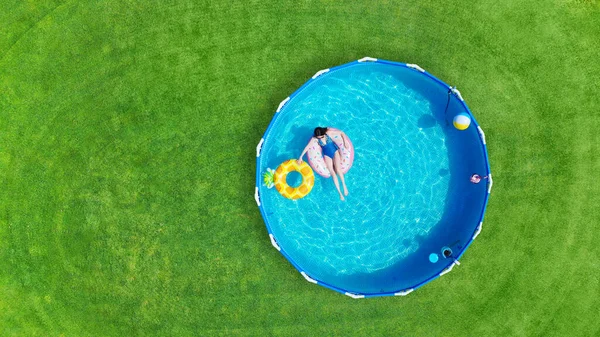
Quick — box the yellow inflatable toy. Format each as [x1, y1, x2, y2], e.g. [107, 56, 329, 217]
[274, 159, 314, 200]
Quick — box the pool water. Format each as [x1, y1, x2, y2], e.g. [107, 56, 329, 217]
[257, 62, 489, 294]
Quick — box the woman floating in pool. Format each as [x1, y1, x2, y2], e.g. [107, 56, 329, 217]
[297, 127, 350, 201]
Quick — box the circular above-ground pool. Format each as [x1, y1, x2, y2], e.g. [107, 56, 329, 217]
[255, 58, 492, 298]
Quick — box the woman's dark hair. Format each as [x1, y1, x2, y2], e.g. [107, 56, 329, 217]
[314, 127, 328, 137]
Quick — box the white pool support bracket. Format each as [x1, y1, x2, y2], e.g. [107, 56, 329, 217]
[473, 222, 483, 240]
[407, 64, 425, 72]
[451, 86, 464, 101]
[345, 292, 365, 299]
[300, 272, 318, 284]
[394, 289, 414, 296]
[440, 260, 460, 277]
[487, 173, 493, 194]
[358, 56, 377, 62]
[277, 97, 290, 113]
[269, 234, 281, 251]
[254, 187, 261, 206]
[477, 126, 486, 145]
[256, 138, 264, 157]
[312, 68, 330, 79]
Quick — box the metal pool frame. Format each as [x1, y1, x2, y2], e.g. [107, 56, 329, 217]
[254, 57, 492, 298]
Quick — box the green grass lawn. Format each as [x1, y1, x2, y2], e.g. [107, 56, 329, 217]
[1, 0, 599, 336]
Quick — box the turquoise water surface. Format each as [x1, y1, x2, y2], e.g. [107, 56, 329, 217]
[258, 62, 488, 294]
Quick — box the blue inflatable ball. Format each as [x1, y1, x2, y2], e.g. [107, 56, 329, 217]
[453, 112, 471, 130]
[429, 253, 439, 263]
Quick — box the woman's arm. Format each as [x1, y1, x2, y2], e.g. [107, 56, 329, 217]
[297, 140, 313, 163]
[327, 130, 346, 148]
[337, 130, 347, 147]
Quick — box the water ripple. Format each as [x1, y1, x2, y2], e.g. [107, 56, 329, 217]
[260, 67, 450, 278]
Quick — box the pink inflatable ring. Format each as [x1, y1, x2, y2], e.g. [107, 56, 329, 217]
[306, 128, 355, 178]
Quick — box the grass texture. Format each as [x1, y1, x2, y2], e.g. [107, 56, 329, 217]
[1, 0, 599, 336]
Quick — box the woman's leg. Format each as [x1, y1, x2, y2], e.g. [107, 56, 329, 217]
[334, 151, 348, 196]
[324, 156, 344, 201]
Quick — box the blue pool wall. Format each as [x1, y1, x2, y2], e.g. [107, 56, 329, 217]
[255, 57, 492, 298]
